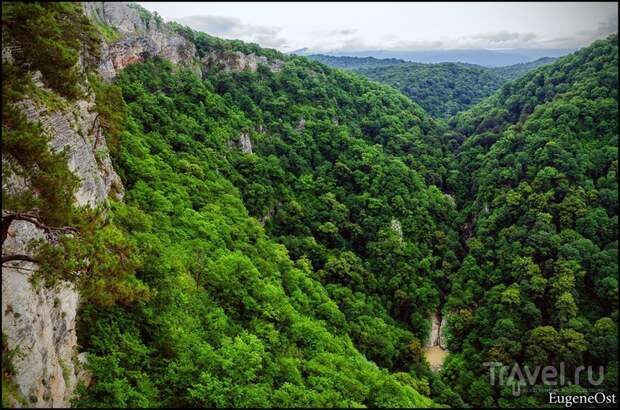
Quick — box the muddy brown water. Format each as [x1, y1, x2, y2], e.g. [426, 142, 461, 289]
[424, 345, 449, 370]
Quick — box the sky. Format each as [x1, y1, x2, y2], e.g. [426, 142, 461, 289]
[137, 2, 618, 53]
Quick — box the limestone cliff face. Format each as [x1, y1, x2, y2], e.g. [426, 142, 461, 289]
[82, 2, 198, 80]
[201, 50, 284, 73]
[1, 3, 192, 406]
[83, 2, 284, 80]
[16, 94, 124, 207]
[2, 66, 122, 408]
[2, 8, 124, 407]
[2, 221, 84, 408]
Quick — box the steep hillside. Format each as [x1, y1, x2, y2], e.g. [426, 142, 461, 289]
[76, 59, 439, 407]
[442, 34, 618, 407]
[180, 23, 463, 371]
[356, 62, 505, 118]
[69, 10, 466, 407]
[1, 3, 131, 406]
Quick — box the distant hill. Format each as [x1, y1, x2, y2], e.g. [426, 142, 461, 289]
[491, 56, 557, 80]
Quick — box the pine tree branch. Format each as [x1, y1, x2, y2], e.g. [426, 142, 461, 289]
[1, 211, 79, 246]
[2, 254, 38, 265]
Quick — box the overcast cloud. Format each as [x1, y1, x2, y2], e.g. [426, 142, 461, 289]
[176, 15, 288, 48]
[140, 2, 618, 52]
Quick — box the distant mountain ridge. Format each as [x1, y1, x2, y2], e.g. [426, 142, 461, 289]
[298, 48, 574, 67]
[308, 54, 559, 117]
[491, 56, 558, 80]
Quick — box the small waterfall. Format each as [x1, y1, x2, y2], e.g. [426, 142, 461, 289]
[427, 311, 442, 347]
[424, 310, 449, 371]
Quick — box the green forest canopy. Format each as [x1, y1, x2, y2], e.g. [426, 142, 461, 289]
[309, 54, 558, 118]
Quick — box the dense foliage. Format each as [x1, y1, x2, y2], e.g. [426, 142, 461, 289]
[441, 34, 618, 406]
[356, 62, 505, 118]
[1, 2, 100, 99]
[1, 0, 151, 320]
[75, 58, 446, 407]
[1, 2, 97, 226]
[199, 50, 464, 392]
[171, 22, 284, 61]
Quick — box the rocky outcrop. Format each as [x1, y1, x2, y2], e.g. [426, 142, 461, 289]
[98, 30, 198, 80]
[2, 221, 82, 408]
[84, 2, 285, 80]
[238, 132, 253, 153]
[202, 50, 284, 74]
[83, 2, 152, 34]
[83, 2, 198, 80]
[15, 94, 123, 207]
[390, 218, 403, 240]
[2, 85, 123, 407]
[2, 6, 200, 403]
[296, 117, 306, 131]
[228, 132, 253, 154]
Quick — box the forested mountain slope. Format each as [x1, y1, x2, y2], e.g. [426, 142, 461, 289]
[78, 59, 441, 407]
[355, 63, 505, 118]
[441, 34, 618, 407]
[72, 9, 467, 405]
[1, 2, 617, 409]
